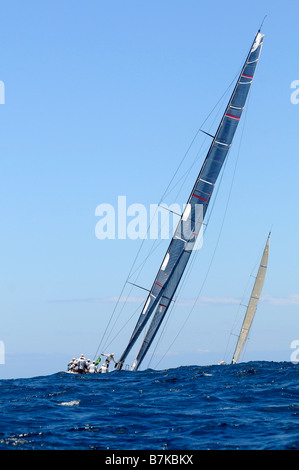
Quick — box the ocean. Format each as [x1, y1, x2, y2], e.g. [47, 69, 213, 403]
[0, 361, 298, 452]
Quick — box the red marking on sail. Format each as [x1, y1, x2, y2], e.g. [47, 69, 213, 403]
[226, 113, 240, 120]
[155, 282, 163, 288]
[192, 193, 207, 202]
[159, 303, 167, 308]
[242, 73, 253, 78]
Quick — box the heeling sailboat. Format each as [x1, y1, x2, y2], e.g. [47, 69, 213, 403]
[115, 30, 265, 372]
[231, 233, 270, 364]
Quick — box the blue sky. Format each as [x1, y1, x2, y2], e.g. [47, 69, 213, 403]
[0, 1, 298, 378]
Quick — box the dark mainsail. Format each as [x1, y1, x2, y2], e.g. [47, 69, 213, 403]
[117, 30, 264, 371]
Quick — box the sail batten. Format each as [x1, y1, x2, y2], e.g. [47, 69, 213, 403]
[117, 31, 264, 371]
[231, 233, 270, 364]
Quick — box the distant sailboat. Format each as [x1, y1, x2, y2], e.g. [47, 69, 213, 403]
[230, 233, 270, 364]
[99, 29, 265, 372]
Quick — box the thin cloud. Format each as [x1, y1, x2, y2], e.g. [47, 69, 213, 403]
[48, 296, 146, 304]
[262, 294, 299, 306]
[177, 296, 240, 306]
[48, 293, 299, 307]
[49, 295, 240, 305]
[100, 296, 145, 304]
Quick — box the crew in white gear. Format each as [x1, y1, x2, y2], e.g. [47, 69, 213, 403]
[88, 361, 98, 373]
[101, 353, 116, 370]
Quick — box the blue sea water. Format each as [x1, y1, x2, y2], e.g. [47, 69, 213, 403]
[0, 361, 298, 451]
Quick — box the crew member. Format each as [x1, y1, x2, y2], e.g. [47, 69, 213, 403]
[77, 354, 88, 374]
[67, 358, 77, 372]
[101, 353, 116, 370]
[88, 360, 98, 373]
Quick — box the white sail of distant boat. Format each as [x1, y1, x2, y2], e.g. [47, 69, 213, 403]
[231, 232, 270, 364]
[95, 29, 265, 372]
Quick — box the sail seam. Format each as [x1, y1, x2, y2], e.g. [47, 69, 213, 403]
[215, 141, 229, 147]
[200, 178, 214, 185]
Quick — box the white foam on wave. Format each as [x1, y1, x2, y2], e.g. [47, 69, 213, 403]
[59, 400, 80, 406]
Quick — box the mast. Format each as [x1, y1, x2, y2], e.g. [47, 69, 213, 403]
[231, 233, 270, 364]
[117, 30, 265, 371]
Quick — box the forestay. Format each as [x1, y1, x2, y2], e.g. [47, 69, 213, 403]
[117, 31, 265, 371]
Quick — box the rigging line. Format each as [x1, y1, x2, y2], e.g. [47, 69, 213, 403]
[104, 221, 193, 351]
[222, 269, 256, 363]
[147, 122, 232, 355]
[167, 116, 219, 205]
[126, 210, 187, 301]
[145, 233, 207, 369]
[217, 93, 263, 363]
[127, 199, 189, 283]
[147, 160, 229, 369]
[93, 203, 170, 358]
[128, 137, 215, 284]
[125, 73, 239, 286]
[150, 180, 226, 369]
[146, 207, 212, 369]
[110, 210, 218, 353]
[99, 284, 136, 353]
[99, 201, 192, 355]
[225, 232, 268, 349]
[123, 77, 237, 282]
[99, 187, 191, 356]
[100, 298, 147, 352]
[163, 105, 222, 204]
[153, 89, 251, 370]
[222, 233, 268, 363]
[94, 173, 185, 359]
[94, 259, 151, 357]
[151, 38, 263, 366]
[130, 196, 210, 285]
[146, 145, 232, 368]
[171, 77, 238, 202]
[161, 73, 240, 204]
[94, 64, 243, 361]
[93, 280, 132, 360]
[227, 274, 253, 340]
[239, 326, 254, 363]
[128, 238, 166, 281]
[127, 140, 213, 286]
[259, 15, 267, 32]
[151, 124, 240, 368]
[152, 177, 232, 368]
[146, 233, 206, 369]
[163, 143, 210, 203]
[145, 201, 213, 368]
[146, 299, 176, 370]
[222, 306, 246, 363]
[94, 177, 180, 358]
